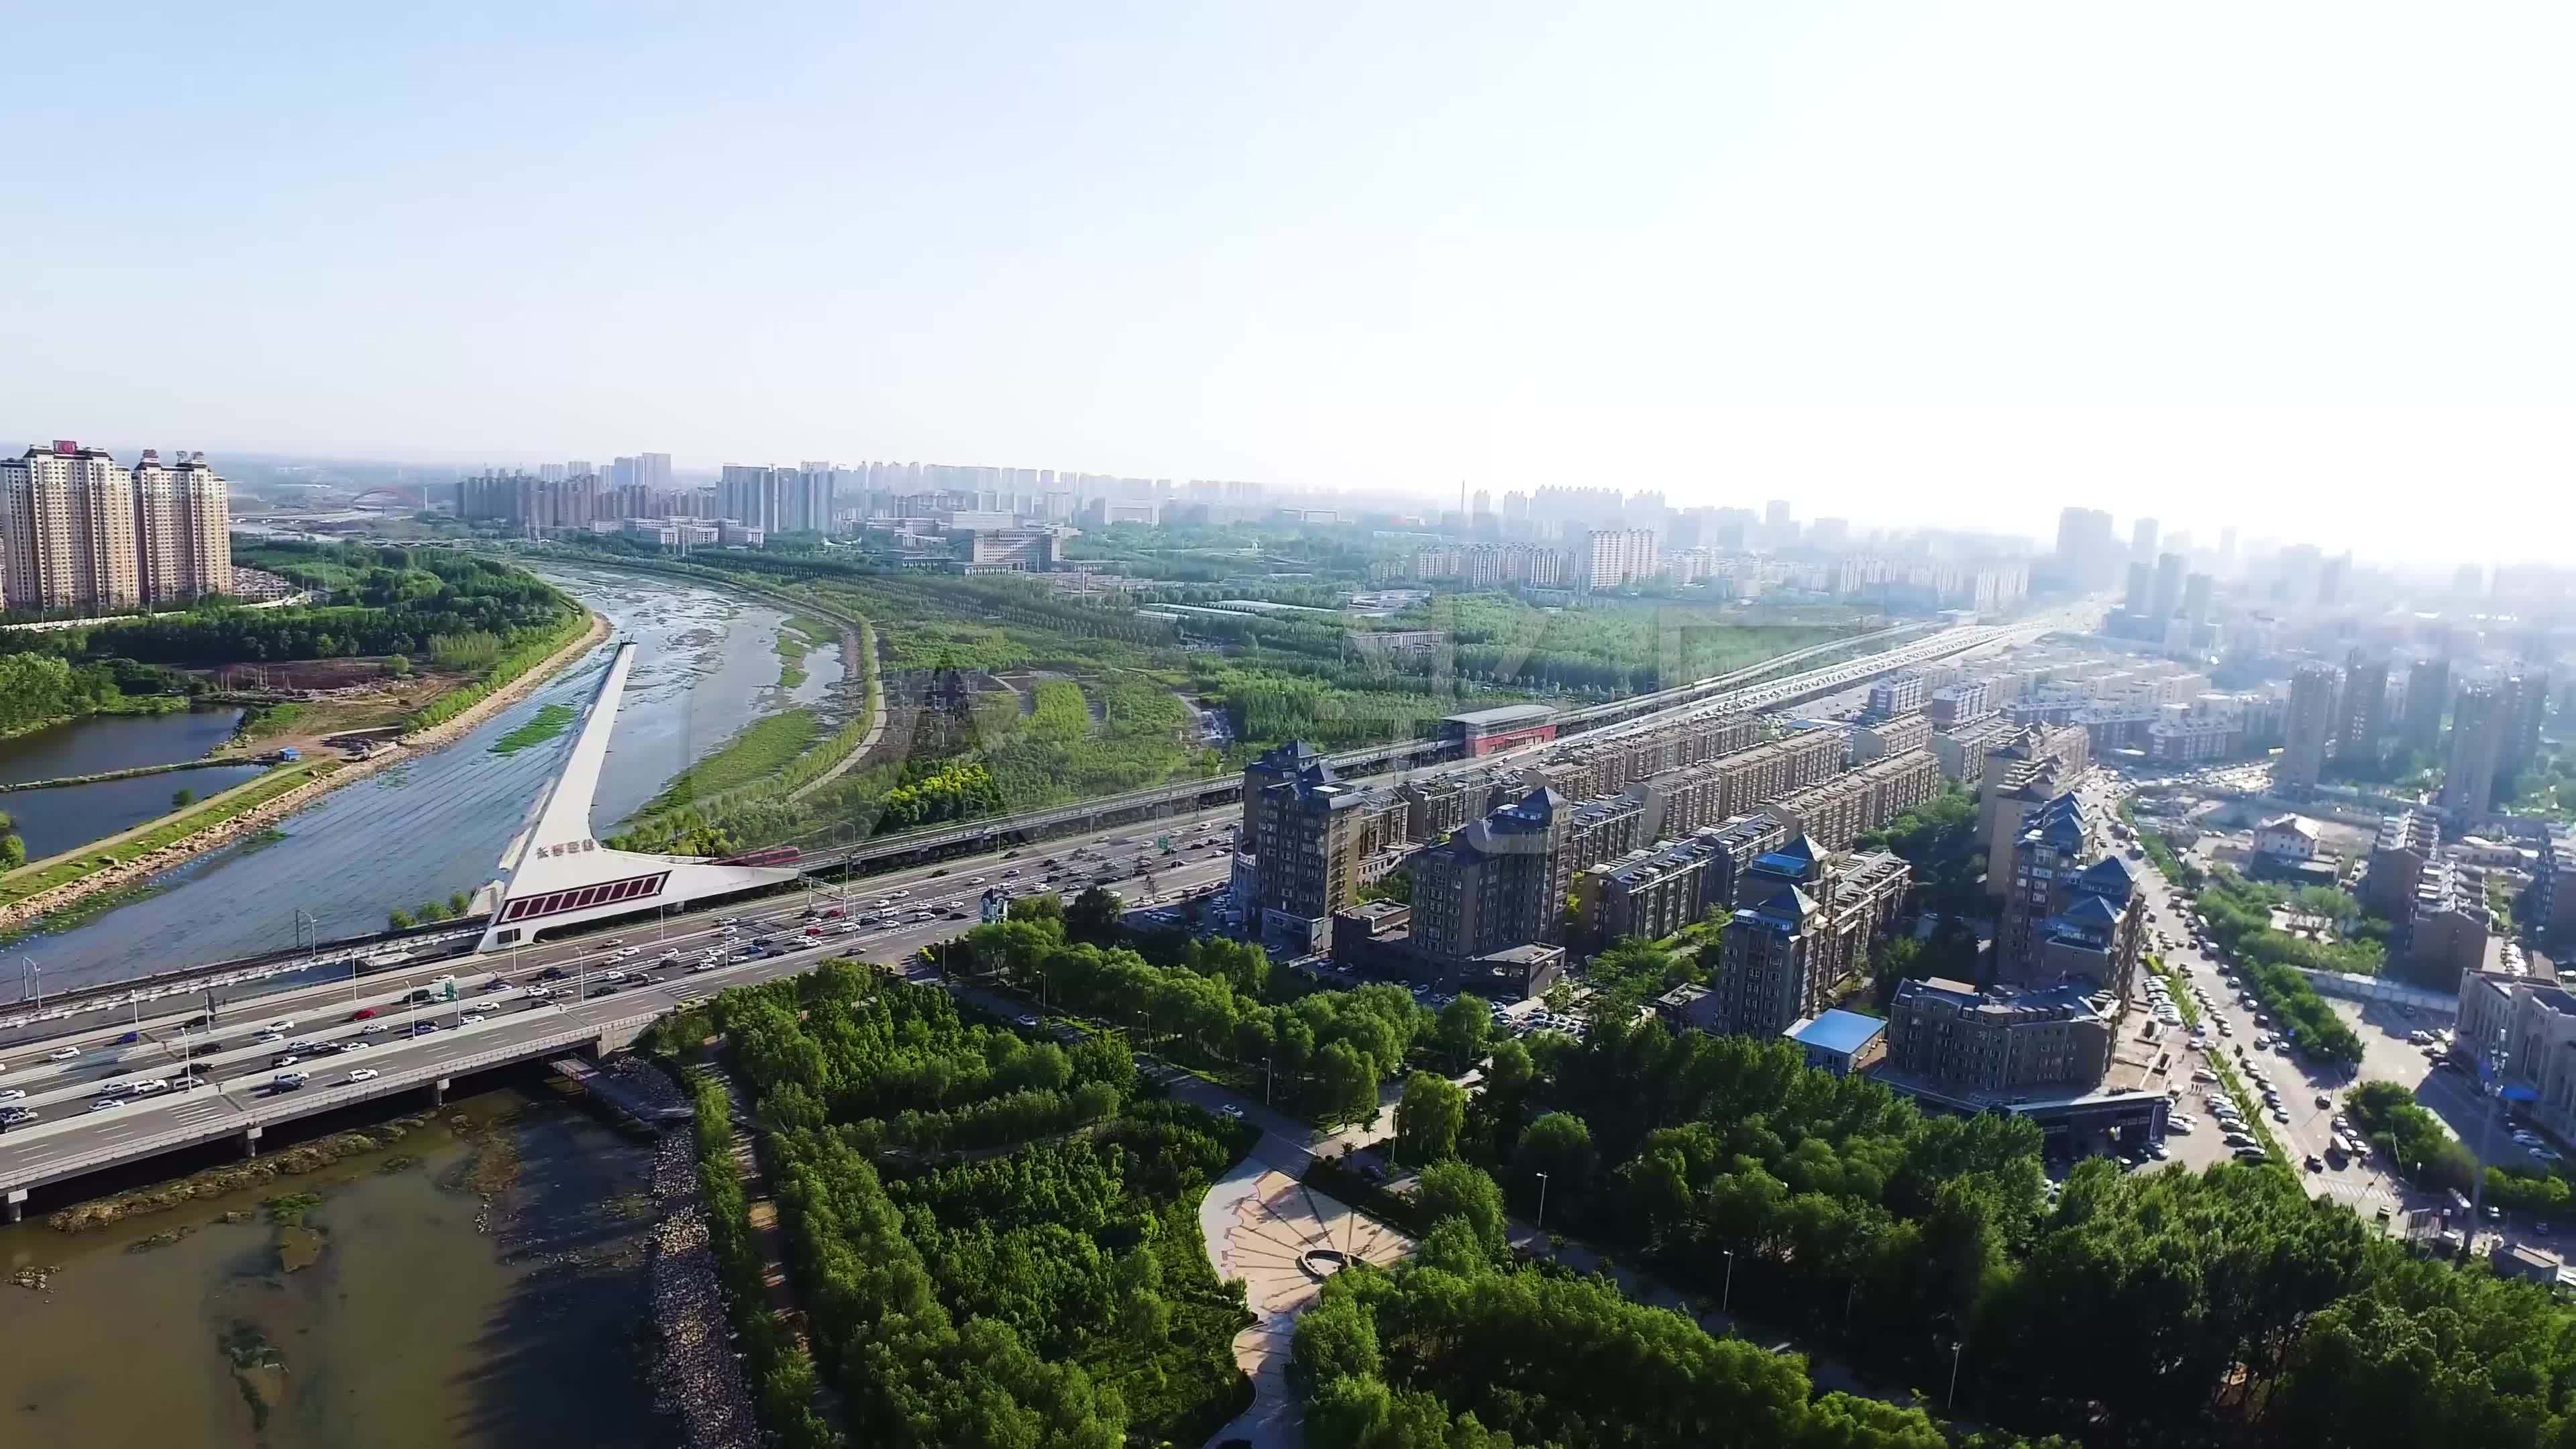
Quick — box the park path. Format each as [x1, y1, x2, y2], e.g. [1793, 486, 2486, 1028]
[1198, 1154, 1412, 1449]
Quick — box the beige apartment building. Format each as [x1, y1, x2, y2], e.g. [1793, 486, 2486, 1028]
[2, 441, 229, 613]
[132, 449, 233, 604]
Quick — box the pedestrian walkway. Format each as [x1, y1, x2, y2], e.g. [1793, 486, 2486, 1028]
[1199, 1157, 1412, 1449]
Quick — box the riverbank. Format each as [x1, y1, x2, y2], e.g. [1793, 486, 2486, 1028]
[0, 610, 608, 935]
[0, 694, 190, 746]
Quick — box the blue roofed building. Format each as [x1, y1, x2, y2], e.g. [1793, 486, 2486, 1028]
[1786, 1008, 1888, 1076]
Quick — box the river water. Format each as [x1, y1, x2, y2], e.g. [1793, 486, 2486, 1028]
[0, 1086, 669, 1448]
[13, 562, 843, 996]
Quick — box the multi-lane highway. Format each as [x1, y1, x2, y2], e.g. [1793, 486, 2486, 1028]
[0, 810, 1243, 1202]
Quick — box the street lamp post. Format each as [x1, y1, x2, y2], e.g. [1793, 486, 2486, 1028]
[1947, 1340, 1964, 1412]
[1722, 1249, 1736, 1316]
[1534, 1171, 1550, 1234]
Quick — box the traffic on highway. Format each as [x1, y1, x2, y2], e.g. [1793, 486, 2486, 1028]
[0, 810, 1244, 1157]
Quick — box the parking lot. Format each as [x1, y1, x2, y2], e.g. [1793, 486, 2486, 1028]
[2082, 770, 2416, 1226]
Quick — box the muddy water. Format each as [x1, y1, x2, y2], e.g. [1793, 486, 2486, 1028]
[0, 1089, 668, 1448]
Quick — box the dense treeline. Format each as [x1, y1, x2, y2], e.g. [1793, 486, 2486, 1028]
[1, 543, 574, 668]
[0, 653, 152, 735]
[1391, 1007, 2576, 1446]
[1297, 1218, 2003, 1449]
[953, 904, 1432, 1126]
[650, 964, 1255, 1448]
[688, 1074, 833, 1448]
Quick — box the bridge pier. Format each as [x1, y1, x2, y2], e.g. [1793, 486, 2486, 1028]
[242, 1125, 263, 1159]
[431, 1077, 451, 1108]
[5, 1187, 25, 1224]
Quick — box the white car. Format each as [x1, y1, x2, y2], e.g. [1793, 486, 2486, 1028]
[46, 1046, 78, 1062]
[0, 1088, 24, 1103]
[359, 1022, 390, 1034]
[87, 1097, 123, 1112]
[347, 1068, 380, 1083]
[129, 1077, 170, 1096]
[267, 1019, 297, 1030]
[525, 986, 553, 1000]
[460, 1012, 489, 1026]
[600, 971, 632, 984]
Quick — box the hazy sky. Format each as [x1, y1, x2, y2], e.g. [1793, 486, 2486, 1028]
[4, 3, 2567, 564]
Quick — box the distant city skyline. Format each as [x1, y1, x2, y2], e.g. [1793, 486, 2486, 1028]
[4, 6, 2566, 568]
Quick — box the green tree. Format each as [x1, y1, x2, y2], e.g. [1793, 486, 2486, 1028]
[1291, 1291, 1383, 1385]
[0, 833, 23, 869]
[1313, 1039, 1381, 1129]
[447, 890, 472, 918]
[1008, 890, 1067, 930]
[170, 786, 195, 809]
[1434, 994, 1492, 1069]
[1395, 1071, 1468, 1165]
[1067, 885, 1124, 947]
[387, 907, 415, 930]
[1516, 1110, 1596, 1189]
[1412, 1159, 1510, 1257]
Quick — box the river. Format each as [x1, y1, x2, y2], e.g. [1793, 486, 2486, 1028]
[0, 1085, 669, 1448]
[12, 562, 844, 996]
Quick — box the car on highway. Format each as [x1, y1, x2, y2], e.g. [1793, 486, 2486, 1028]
[46, 1046, 78, 1061]
[358, 1022, 390, 1034]
[410, 1022, 440, 1035]
[1220, 1104, 1246, 1120]
[272, 1071, 309, 1091]
[271, 1054, 301, 1068]
[460, 1012, 489, 1026]
[0, 1089, 23, 1104]
[525, 985, 555, 999]
[535, 967, 568, 981]
[87, 1097, 123, 1112]
[350, 1007, 378, 1021]
[347, 1069, 379, 1083]
[0, 1108, 36, 1128]
[600, 969, 633, 983]
[129, 1077, 169, 1096]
